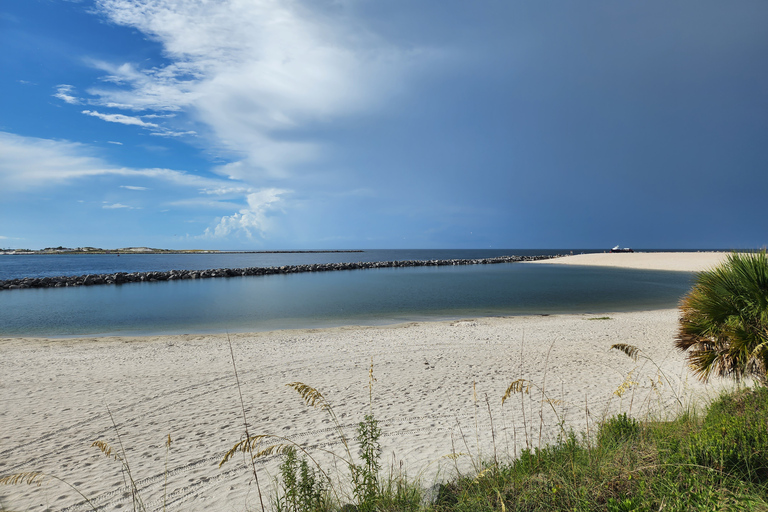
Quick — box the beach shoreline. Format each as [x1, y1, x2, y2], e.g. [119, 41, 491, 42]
[1, 308, 727, 511]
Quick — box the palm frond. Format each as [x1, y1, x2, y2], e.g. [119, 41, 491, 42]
[676, 251, 768, 382]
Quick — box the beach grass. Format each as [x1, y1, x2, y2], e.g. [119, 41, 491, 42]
[4, 372, 768, 511]
[430, 387, 768, 512]
[246, 383, 768, 512]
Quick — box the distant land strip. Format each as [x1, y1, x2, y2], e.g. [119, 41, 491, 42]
[0, 247, 364, 255]
[0, 255, 561, 290]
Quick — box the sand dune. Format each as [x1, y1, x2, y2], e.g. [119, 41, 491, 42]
[0, 310, 726, 511]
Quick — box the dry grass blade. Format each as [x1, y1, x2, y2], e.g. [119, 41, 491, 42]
[286, 381, 353, 459]
[0, 472, 46, 486]
[611, 343, 641, 362]
[496, 489, 507, 512]
[286, 382, 331, 411]
[226, 332, 265, 512]
[501, 378, 530, 405]
[1, 471, 100, 511]
[92, 440, 120, 461]
[255, 443, 294, 458]
[473, 467, 494, 483]
[220, 434, 275, 467]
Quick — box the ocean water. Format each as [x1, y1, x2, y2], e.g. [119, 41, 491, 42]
[0, 250, 695, 337]
[0, 249, 575, 280]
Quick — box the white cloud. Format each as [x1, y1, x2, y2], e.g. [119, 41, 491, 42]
[88, 0, 415, 179]
[201, 186, 252, 196]
[82, 109, 159, 128]
[150, 129, 196, 137]
[0, 131, 223, 191]
[168, 198, 243, 210]
[203, 189, 289, 239]
[0, 132, 293, 240]
[107, 140, 123, 145]
[54, 84, 81, 104]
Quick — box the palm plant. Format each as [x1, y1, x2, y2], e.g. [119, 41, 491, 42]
[676, 250, 768, 382]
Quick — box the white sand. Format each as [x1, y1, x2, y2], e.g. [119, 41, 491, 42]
[529, 251, 730, 272]
[0, 310, 727, 512]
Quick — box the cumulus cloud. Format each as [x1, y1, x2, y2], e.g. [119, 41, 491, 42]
[88, 0, 415, 178]
[102, 202, 135, 209]
[82, 110, 159, 128]
[54, 84, 81, 104]
[203, 189, 289, 239]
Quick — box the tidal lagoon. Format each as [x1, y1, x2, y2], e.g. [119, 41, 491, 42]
[0, 250, 695, 336]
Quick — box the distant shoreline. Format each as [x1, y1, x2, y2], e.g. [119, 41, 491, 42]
[0, 248, 364, 255]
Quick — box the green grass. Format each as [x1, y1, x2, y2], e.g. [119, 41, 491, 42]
[252, 384, 768, 511]
[430, 386, 768, 512]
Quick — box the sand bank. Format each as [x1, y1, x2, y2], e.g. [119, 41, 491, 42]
[1, 311, 726, 511]
[528, 251, 730, 272]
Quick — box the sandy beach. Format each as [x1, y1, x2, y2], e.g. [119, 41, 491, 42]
[0, 253, 731, 511]
[529, 251, 730, 272]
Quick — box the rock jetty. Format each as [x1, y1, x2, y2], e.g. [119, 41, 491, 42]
[0, 255, 560, 290]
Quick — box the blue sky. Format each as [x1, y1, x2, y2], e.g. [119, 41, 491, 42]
[1, 0, 766, 250]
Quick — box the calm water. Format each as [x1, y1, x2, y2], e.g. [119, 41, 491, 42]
[0, 249, 578, 280]
[0, 251, 695, 337]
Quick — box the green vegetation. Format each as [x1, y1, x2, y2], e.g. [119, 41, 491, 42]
[211, 344, 768, 512]
[222, 381, 768, 512]
[431, 387, 768, 511]
[677, 250, 768, 382]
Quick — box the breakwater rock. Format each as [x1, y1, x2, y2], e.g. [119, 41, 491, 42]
[0, 255, 561, 290]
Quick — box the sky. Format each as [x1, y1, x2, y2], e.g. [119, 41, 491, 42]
[1, 1, 766, 251]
